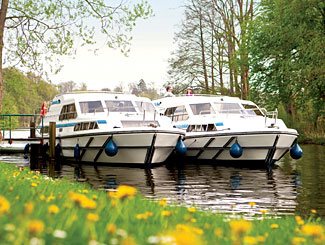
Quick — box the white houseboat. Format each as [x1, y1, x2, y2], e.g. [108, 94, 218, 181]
[154, 95, 302, 165]
[37, 92, 185, 167]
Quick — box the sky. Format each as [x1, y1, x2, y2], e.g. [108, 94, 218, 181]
[49, 0, 185, 92]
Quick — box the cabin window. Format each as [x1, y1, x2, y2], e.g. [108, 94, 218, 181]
[79, 101, 104, 113]
[135, 101, 155, 113]
[164, 106, 189, 122]
[105, 100, 136, 112]
[59, 103, 77, 120]
[74, 121, 99, 131]
[241, 104, 264, 116]
[190, 103, 215, 115]
[214, 103, 242, 114]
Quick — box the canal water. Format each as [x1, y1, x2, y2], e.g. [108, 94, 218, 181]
[1, 144, 324, 217]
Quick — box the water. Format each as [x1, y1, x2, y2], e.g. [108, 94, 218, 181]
[1, 144, 324, 217]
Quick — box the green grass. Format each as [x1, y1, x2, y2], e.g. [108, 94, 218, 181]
[0, 162, 324, 245]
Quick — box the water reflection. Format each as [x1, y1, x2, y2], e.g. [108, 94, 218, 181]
[0, 145, 324, 217]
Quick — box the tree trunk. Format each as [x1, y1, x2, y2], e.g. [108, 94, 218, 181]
[0, 0, 9, 141]
[0, 0, 9, 111]
[199, 15, 209, 92]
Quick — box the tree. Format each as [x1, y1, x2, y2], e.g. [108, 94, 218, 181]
[58, 81, 77, 93]
[0, 0, 153, 113]
[168, 0, 255, 97]
[249, 0, 325, 129]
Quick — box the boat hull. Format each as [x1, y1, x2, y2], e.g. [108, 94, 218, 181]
[44, 130, 182, 167]
[184, 131, 298, 164]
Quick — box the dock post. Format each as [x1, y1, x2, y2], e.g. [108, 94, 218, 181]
[49, 122, 56, 178]
[30, 121, 35, 138]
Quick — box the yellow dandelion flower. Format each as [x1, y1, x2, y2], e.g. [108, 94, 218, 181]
[311, 209, 317, 214]
[162, 210, 172, 217]
[191, 218, 197, 223]
[214, 228, 223, 238]
[295, 216, 302, 222]
[192, 227, 203, 235]
[115, 185, 137, 199]
[40, 195, 46, 200]
[177, 224, 191, 232]
[244, 236, 257, 244]
[169, 229, 203, 245]
[47, 196, 55, 202]
[188, 207, 196, 213]
[49, 205, 59, 214]
[69, 192, 97, 209]
[35, 171, 40, 174]
[136, 214, 147, 220]
[260, 209, 268, 214]
[8, 187, 13, 192]
[0, 196, 10, 215]
[92, 195, 98, 200]
[301, 224, 323, 237]
[83, 190, 88, 193]
[87, 213, 99, 222]
[30, 183, 37, 187]
[107, 224, 116, 234]
[257, 236, 266, 242]
[159, 199, 167, 207]
[32, 175, 39, 179]
[24, 202, 34, 214]
[270, 224, 279, 229]
[229, 219, 252, 235]
[297, 220, 304, 225]
[121, 237, 137, 245]
[28, 220, 44, 234]
[291, 237, 306, 244]
[249, 202, 256, 206]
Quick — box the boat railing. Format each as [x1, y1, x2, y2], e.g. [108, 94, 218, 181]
[263, 109, 278, 127]
[0, 114, 44, 143]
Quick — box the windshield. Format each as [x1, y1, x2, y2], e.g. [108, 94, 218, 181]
[190, 103, 215, 115]
[135, 101, 156, 113]
[213, 102, 242, 114]
[105, 100, 136, 112]
[79, 101, 104, 113]
[241, 104, 264, 116]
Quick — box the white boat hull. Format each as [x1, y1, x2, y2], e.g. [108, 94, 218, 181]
[184, 131, 298, 164]
[44, 130, 182, 166]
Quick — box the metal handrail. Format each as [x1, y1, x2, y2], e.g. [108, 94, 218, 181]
[0, 114, 44, 143]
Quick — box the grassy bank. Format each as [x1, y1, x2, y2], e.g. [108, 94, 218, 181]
[0, 162, 324, 244]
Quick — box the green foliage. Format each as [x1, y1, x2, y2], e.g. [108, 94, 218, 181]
[249, 0, 325, 130]
[4, 0, 153, 75]
[1, 68, 58, 126]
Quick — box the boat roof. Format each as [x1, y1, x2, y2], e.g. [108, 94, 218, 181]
[154, 95, 242, 107]
[52, 91, 151, 104]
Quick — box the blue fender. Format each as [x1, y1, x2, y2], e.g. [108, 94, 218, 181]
[290, 144, 303, 160]
[230, 141, 243, 158]
[175, 139, 187, 155]
[105, 140, 118, 157]
[74, 144, 80, 160]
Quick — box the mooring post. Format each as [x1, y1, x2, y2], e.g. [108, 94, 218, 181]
[49, 122, 56, 178]
[30, 121, 35, 138]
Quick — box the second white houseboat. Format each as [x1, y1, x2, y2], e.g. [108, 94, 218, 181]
[154, 95, 302, 165]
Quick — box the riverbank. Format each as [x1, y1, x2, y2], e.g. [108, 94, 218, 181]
[0, 162, 324, 244]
